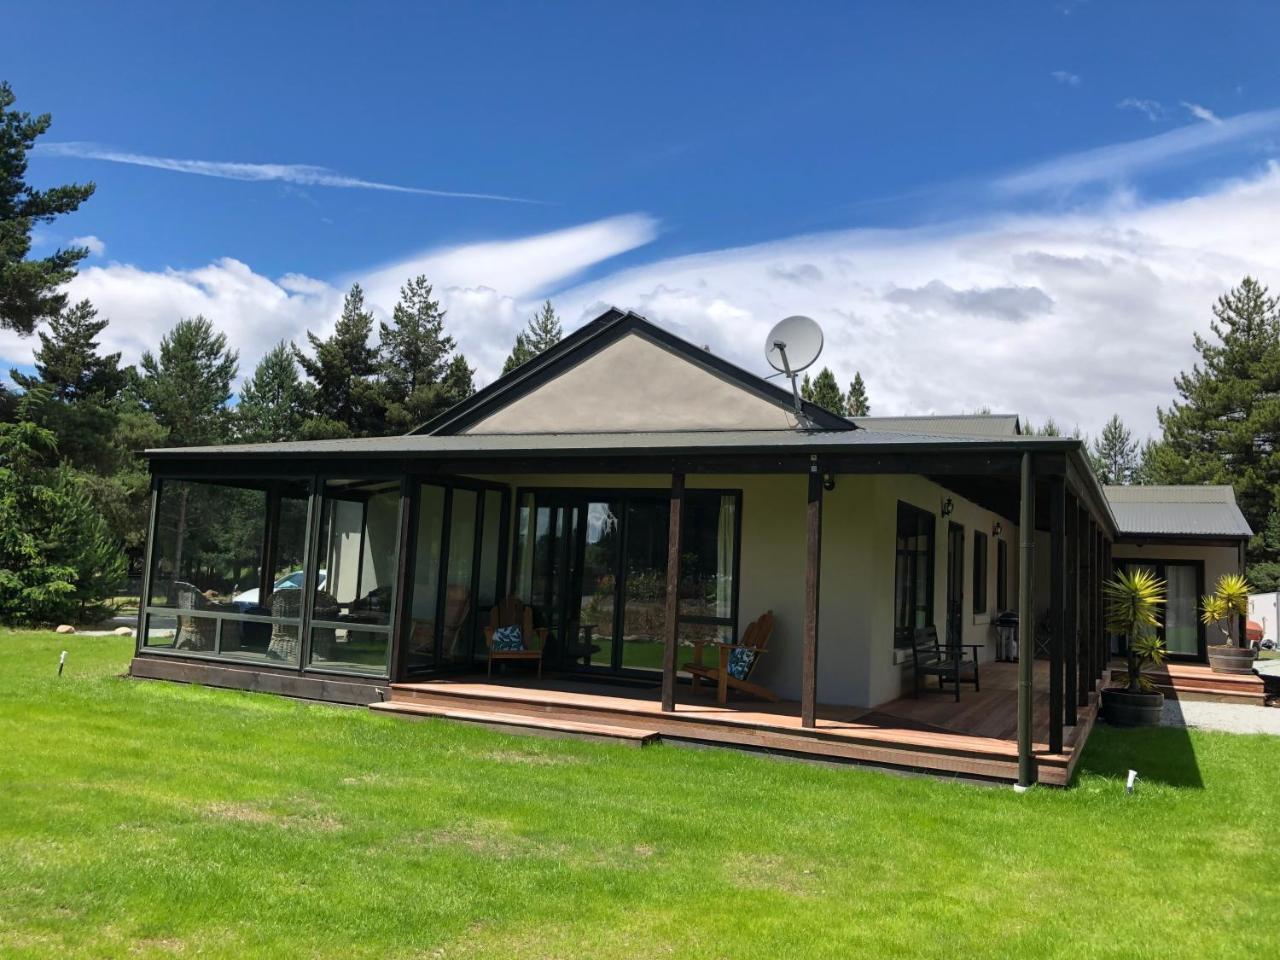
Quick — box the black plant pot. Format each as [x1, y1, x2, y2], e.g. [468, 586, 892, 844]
[1101, 687, 1165, 727]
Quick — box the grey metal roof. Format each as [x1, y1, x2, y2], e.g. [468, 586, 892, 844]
[147, 427, 1071, 460]
[853, 414, 1022, 438]
[1105, 485, 1253, 539]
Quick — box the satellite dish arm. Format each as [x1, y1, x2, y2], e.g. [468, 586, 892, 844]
[773, 341, 812, 428]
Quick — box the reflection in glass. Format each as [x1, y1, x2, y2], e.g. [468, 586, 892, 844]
[580, 501, 620, 668]
[406, 484, 446, 673]
[621, 499, 669, 671]
[441, 489, 477, 666]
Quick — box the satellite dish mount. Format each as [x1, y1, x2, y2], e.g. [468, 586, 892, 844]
[765, 315, 824, 428]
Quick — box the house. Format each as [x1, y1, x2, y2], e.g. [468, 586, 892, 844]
[131, 308, 1253, 785]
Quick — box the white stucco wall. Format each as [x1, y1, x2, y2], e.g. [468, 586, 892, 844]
[474, 470, 1017, 709]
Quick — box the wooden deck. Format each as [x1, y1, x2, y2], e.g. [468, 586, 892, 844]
[372, 661, 1097, 786]
[1106, 659, 1267, 705]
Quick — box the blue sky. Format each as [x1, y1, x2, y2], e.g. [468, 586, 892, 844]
[7, 1, 1280, 436]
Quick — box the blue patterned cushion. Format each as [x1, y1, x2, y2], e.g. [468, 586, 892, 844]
[728, 646, 756, 680]
[491, 625, 524, 651]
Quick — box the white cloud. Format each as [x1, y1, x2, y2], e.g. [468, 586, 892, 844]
[1181, 101, 1222, 125]
[550, 164, 1280, 440]
[35, 142, 547, 204]
[1051, 70, 1082, 87]
[995, 107, 1280, 194]
[70, 234, 106, 257]
[3, 215, 657, 391]
[1117, 98, 1164, 122]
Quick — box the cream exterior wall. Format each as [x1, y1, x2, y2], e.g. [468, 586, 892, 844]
[463, 333, 800, 434]
[470, 470, 1017, 708]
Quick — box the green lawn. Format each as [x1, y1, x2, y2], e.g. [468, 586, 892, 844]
[2, 632, 1277, 959]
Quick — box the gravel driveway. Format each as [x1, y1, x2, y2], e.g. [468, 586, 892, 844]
[1161, 698, 1280, 735]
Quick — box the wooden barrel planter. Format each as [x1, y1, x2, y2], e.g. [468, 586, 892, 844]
[1207, 645, 1257, 675]
[1101, 688, 1165, 727]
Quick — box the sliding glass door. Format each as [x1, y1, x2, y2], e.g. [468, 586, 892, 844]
[1119, 559, 1205, 661]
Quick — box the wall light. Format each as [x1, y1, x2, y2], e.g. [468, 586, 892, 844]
[992, 521, 1003, 538]
[822, 473, 836, 492]
[941, 497, 954, 517]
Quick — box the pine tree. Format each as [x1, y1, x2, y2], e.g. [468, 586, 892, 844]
[139, 315, 239, 447]
[502, 300, 563, 374]
[294, 283, 382, 438]
[236, 342, 306, 442]
[378, 275, 470, 431]
[845, 371, 870, 417]
[1091, 414, 1139, 485]
[799, 366, 844, 414]
[1156, 277, 1280, 575]
[0, 82, 96, 335]
[1024, 418, 1062, 437]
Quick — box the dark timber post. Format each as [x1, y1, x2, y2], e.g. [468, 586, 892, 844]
[801, 458, 823, 729]
[1017, 452, 1036, 787]
[136, 474, 161, 654]
[1077, 505, 1090, 707]
[1100, 534, 1111, 673]
[1048, 476, 1065, 754]
[661, 472, 685, 712]
[1094, 525, 1104, 685]
[1063, 493, 1078, 726]
[389, 476, 416, 684]
[1237, 541, 1248, 647]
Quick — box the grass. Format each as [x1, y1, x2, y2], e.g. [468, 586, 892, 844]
[2, 633, 1278, 959]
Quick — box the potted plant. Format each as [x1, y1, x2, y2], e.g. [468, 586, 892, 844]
[1202, 573, 1256, 674]
[1101, 567, 1167, 727]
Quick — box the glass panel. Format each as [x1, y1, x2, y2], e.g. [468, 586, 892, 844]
[220, 618, 300, 665]
[522, 504, 579, 666]
[406, 484, 446, 674]
[678, 494, 736, 621]
[1164, 564, 1200, 656]
[142, 613, 178, 649]
[894, 502, 935, 647]
[475, 490, 504, 655]
[309, 479, 400, 674]
[151, 479, 267, 607]
[258, 481, 311, 617]
[441, 489, 477, 666]
[580, 501, 621, 668]
[620, 499, 669, 671]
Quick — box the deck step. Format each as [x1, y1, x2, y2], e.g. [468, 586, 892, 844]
[1106, 667, 1266, 705]
[370, 699, 661, 746]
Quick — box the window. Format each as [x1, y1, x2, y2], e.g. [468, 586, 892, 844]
[996, 539, 1009, 611]
[143, 477, 311, 666]
[972, 531, 988, 615]
[894, 502, 935, 648]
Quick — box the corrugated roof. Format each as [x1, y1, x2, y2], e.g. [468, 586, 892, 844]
[1105, 484, 1253, 539]
[853, 414, 1021, 437]
[147, 427, 1070, 460]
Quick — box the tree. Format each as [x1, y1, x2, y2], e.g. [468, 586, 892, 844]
[139, 315, 238, 448]
[378, 275, 473, 431]
[1091, 414, 1139, 485]
[0, 82, 96, 335]
[1156, 277, 1280, 576]
[1024, 418, 1062, 437]
[800, 367, 845, 414]
[0, 393, 124, 624]
[845, 371, 870, 417]
[236, 341, 306, 442]
[502, 300, 563, 374]
[294, 283, 381, 437]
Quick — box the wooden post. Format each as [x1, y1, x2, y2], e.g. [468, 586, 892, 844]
[801, 461, 823, 728]
[1048, 476, 1065, 754]
[1100, 534, 1111, 674]
[388, 476, 416, 683]
[1064, 492, 1078, 726]
[661, 472, 685, 712]
[1017, 452, 1036, 787]
[1094, 525, 1104, 684]
[1077, 505, 1090, 707]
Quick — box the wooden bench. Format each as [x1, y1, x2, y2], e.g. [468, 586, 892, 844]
[911, 625, 980, 702]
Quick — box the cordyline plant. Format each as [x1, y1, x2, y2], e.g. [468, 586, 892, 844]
[1201, 573, 1252, 647]
[1104, 567, 1167, 693]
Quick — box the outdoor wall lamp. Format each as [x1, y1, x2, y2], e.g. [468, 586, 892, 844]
[992, 521, 1003, 537]
[822, 473, 836, 492]
[941, 497, 954, 517]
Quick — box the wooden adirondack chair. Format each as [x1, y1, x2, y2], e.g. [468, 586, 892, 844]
[911, 625, 980, 701]
[482, 597, 548, 677]
[683, 611, 777, 705]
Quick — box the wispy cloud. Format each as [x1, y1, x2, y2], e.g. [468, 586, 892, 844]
[1181, 101, 1222, 124]
[1050, 70, 1082, 87]
[1117, 98, 1164, 122]
[35, 142, 548, 204]
[70, 234, 106, 257]
[995, 107, 1280, 194]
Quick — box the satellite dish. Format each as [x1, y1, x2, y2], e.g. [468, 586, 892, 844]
[766, 315, 824, 375]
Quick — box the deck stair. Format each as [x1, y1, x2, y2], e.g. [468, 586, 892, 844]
[1107, 661, 1266, 706]
[375, 678, 1091, 786]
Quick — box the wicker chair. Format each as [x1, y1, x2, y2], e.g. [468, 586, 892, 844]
[173, 582, 217, 651]
[265, 588, 339, 663]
